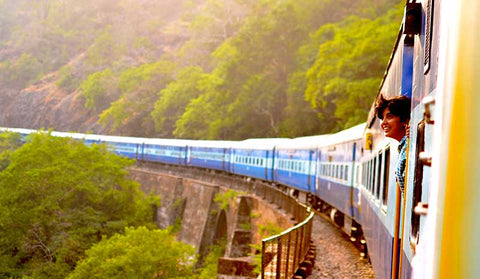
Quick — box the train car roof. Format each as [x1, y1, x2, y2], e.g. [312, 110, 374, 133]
[186, 139, 236, 148]
[279, 134, 332, 149]
[317, 122, 366, 147]
[0, 127, 42, 135]
[233, 138, 293, 150]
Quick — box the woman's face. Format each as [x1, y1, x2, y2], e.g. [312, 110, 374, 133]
[381, 108, 406, 141]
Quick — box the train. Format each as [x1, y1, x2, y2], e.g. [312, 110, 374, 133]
[2, 0, 479, 278]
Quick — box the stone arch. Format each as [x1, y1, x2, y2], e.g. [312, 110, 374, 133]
[229, 196, 252, 257]
[214, 209, 228, 245]
[236, 196, 251, 230]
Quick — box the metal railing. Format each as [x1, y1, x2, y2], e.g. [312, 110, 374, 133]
[261, 208, 314, 279]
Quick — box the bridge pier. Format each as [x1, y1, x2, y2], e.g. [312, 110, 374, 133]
[130, 165, 294, 278]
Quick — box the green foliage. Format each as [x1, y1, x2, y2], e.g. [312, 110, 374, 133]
[0, 132, 159, 278]
[0, 53, 43, 88]
[56, 65, 80, 92]
[1, 0, 404, 138]
[0, 131, 22, 171]
[250, 210, 261, 219]
[80, 68, 117, 111]
[213, 189, 244, 210]
[251, 243, 262, 275]
[86, 27, 126, 67]
[173, 79, 225, 139]
[250, 221, 285, 274]
[68, 226, 197, 279]
[151, 66, 207, 136]
[258, 221, 284, 238]
[195, 244, 225, 279]
[169, 0, 403, 139]
[304, 4, 403, 132]
[99, 60, 176, 135]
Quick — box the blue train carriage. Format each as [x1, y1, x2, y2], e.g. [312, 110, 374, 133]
[359, 1, 439, 277]
[273, 136, 326, 194]
[316, 124, 364, 234]
[360, 24, 413, 279]
[231, 138, 291, 183]
[142, 138, 190, 165]
[51, 131, 104, 147]
[95, 134, 146, 160]
[397, 0, 439, 277]
[412, 0, 480, 277]
[186, 140, 233, 172]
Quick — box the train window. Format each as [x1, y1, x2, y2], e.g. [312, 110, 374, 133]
[356, 165, 361, 185]
[373, 157, 377, 198]
[376, 153, 382, 200]
[363, 162, 367, 190]
[370, 159, 375, 193]
[362, 162, 366, 187]
[344, 165, 348, 181]
[339, 165, 343, 181]
[411, 121, 426, 249]
[382, 148, 390, 206]
[367, 162, 371, 189]
[366, 161, 371, 192]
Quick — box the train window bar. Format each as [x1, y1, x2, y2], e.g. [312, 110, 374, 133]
[410, 120, 426, 252]
[382, 148, 390, 207]
[376, 153, 382, 200]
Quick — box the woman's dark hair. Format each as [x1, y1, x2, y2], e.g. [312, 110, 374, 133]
[375, 94, 411, 123]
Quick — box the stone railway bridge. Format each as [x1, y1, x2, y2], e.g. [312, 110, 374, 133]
[130, 162, 308, 278]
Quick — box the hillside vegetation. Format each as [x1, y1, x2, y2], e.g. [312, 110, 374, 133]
[0, 0, 403, 139]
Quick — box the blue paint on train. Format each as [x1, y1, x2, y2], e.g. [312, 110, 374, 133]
[274, 148, 316, 192]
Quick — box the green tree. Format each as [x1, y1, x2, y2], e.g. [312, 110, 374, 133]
[0, 132, 159, 278]
[99, 60, 176, 136]
[304, 4, 403, 132]
[86, 27, 126, 67]
[80, 68, 117, 112]
[195, 244, 225, 279]
[151, 66, 207, 137]
[0, 53, 43, 88]
[0, 131, 23, 171]
[68, 226, 196, 279]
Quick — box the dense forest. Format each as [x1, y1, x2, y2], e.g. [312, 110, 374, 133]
[0, 0, 403, 139]
[0, 132, 215, 278]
